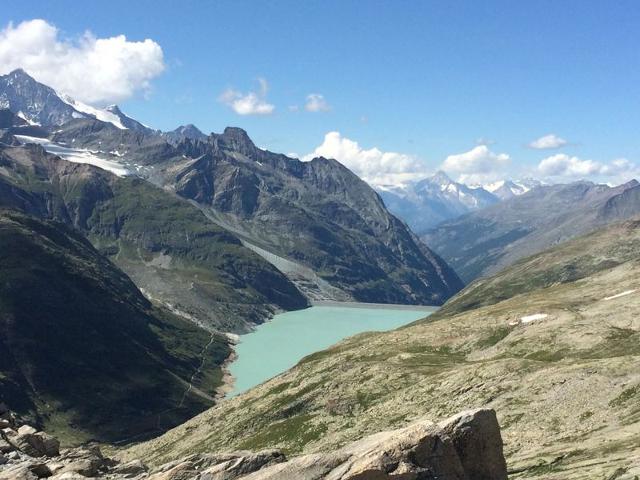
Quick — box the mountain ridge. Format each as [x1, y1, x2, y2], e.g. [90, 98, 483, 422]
[423, 179, 640, 282]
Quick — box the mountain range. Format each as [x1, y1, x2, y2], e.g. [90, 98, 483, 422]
[0, 68, 463, 307]
[423, 179, 640, 282]
[374, 171, 501, 233]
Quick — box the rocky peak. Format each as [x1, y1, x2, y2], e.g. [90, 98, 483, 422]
[104, 104, 152, 133]
[429, 169, 454, 186]
[4, 69, 36, 85]
[216, 127, 257, 156]
[0, 69, 79, 127]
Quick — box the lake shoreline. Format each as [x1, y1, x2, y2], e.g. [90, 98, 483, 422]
[226, 304, 436, 397]
[310, 300, 438, 312]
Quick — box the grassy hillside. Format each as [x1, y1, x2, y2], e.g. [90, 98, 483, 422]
[0, 143, 307, 332]
[0, 209, 231, 445]
[126, 217, 640, 479]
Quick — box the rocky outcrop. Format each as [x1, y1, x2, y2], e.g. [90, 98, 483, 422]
[230, 408, 507, 480]
[0, 408, 507, 479]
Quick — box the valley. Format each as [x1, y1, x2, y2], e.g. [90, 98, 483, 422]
[1, 16, 639, 477]
[125, 217, 640, 478]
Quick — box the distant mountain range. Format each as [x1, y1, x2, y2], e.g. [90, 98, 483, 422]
[374, 172, 540, 233]
[423, 179, 640, 282]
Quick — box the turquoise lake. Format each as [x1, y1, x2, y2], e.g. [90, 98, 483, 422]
[228, 304, 436, 396]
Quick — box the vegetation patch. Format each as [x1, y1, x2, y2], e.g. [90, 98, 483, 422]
[237, 414, 327, 453]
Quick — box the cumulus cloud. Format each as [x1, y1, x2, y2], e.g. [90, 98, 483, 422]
[0, 19, 165, 105]
[537, 154, 639, 182]
[303, 131, 428, 185]
[528, 133, 568, 150]
[218, 77, 275, 115]
[441, 145, 510, 184]
[305, 93, 330, 112]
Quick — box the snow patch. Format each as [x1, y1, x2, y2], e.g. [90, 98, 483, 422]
[14, 135, 130, 177]
[520, 313, 548, 324]
[15, 111, 40, 126]
[603, 289, 636, 301]
[59, 94, 127, 129]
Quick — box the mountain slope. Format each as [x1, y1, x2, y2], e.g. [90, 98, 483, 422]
[152, 128, 463, 305]
[0, 142, 307, 331]
[423, 179, 640, 282]
[45, 122, 463, 304]
[1, 71, 463, 305]
[128, 217, 640, 478]
[375, 171, 499, 233]
[0, 209, 231, 444]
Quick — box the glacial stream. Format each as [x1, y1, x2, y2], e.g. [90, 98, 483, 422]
[227, 303, 437, 396]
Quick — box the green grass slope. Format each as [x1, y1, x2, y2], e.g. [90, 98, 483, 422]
[127, 217, 640, 479]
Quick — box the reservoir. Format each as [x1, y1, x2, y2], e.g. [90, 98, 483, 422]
[228, 303, 436, 396]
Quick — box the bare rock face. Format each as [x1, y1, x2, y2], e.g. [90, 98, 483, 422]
[233, 408, 506, 480]
[0, 408, 507, 479]
[440, 409, 507, 480]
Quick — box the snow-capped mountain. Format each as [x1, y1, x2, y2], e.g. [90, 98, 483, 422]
[0, 69, 147, 132]
[483, 178, 543, 200]
[104, 105, 154, 133]
[375, 171, 500, 233]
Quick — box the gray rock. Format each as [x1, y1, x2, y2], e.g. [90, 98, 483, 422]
[141, 408, 506, 480]
[0, 464, 38, 480]
[12, 429, 60, 457]
[26, 461, 51, 478]
[109, 459, 147, 477]
[440, 409, 508, 480]
[0, 438, 14, 454]
[17, 426, 37, 436]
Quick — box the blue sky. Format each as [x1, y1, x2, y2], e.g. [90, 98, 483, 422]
[3, 1, 640, 185]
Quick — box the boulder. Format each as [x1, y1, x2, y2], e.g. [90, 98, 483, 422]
[0, 438, 14, 454]
[17, 426, 37, 436]
[27, 461, 52, 478]
[12, 429, 60, 457]
[55, 445, 106, 476]
[231, 408, 507, 480]
[110, 459, 147, 477]
[440, 409, 508, 480]
[0, 464, 38, 480]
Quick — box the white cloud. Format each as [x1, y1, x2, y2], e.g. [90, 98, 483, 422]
[441, 145, 510, 184]
[537, 154, 639, 182]
[528, 134, 568, 150]
[303, 131, 427, 185]
[537, 154, 600, 177]
[0, 19, 165, 105]
[218, 77, 275, 115]
[305, 93, 330, 112]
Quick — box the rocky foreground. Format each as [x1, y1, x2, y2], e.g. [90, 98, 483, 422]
[0, 406, 507, 480]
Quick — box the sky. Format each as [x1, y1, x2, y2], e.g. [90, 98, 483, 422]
[2, 1, 640, 186]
